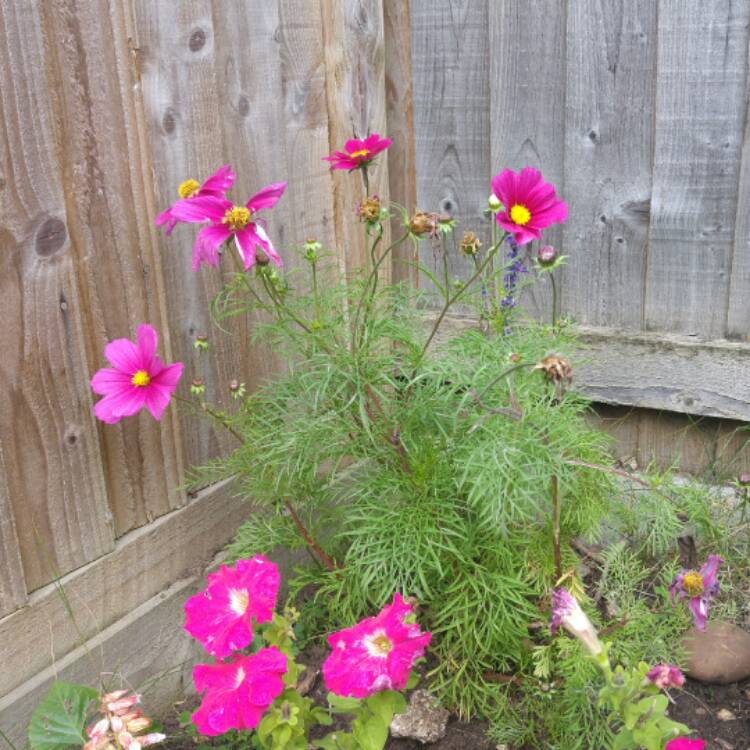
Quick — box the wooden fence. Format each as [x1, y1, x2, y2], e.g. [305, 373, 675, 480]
[0, 0, 748, 740]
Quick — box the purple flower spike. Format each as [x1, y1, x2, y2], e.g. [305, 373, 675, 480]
[669, 555, 723, 631]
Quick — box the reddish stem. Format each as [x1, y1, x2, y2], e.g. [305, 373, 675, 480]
[285, 501, 337, 571]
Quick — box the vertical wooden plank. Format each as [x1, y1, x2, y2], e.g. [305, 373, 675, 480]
[488, 0, 565, 320]
[321, 0, 391, 278]
[643, 0, 750, 337]
[40, 0, 185, 536]
[562, 0, 657, 329]
[0, 445, 27, 615]
[134, 1, 243, 468]
[726, 37, 750, 339]
[384, 0, 418, 285]
[0, 0, 115, 589]
[411, 0, 490, 297]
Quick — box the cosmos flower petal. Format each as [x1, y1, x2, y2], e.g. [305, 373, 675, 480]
[246, 182, 287, 212]
[91, 368, 134, 395]
[234, 229, 258, 270]
[170, 196, 229, 223]
[192, 224, 231, 271]
[200, 165, 236, 196]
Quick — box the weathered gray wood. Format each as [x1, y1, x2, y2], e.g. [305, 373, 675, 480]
[489, 0, 566, 320]
[0, 479, 249, 697]
[0, 0, 115, 590]
[425, 314, 750, 421]
[0, 443, 26, 616]
[0, 577, 202, 747]
[726, 34, 750, 339]
[643, 0, 750, 337]
[562, 0, 657, 329]
[411, 0, 491, 295]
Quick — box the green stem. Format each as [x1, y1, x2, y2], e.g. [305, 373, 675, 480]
[311, 261, 320, 322]
[473, 362, 535, 403]
[549, 271, 558, 329]
[174, 394, 245, 444]
[362, 164, 370, 196]
[416, 234, 506, 366]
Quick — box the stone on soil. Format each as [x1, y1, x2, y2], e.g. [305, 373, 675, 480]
[390, 689, 450, 744]
[683, 622, 750, 684]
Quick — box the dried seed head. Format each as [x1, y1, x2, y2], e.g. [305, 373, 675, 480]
[357, 195, 381, 222]
[409, 211, 435, 236]
[460, 231, 482, 256]
[534, 355, 573, 385]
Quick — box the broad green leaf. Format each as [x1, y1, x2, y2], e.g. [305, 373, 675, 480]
[28, 682, 99, 750]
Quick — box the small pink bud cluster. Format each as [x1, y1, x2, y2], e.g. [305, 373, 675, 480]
[85, 691, 165, 750]
[646, 664, 685, 690]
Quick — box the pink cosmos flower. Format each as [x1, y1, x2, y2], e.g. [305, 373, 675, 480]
[323, 134, 392, 171]
[646, 664, 685, 689]
[169, 183, 287, 271]
[192, 648, 287, 736]
[155, 165, 235, 235]
[669, 555, 722, 631]
[322, 593, 431, 699]
[550, 588, 602, 656]
[491, 167, 568, 245]
[184, 556, 280, 658]
[665, 739, 705, 750]
[90, 325, 183, 424]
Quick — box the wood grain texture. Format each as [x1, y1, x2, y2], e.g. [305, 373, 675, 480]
[384, 0, 418, 285]
[0, 0, 115, 591]
[0, 577, 202, 747]
[0, 444, 27, 616]
[562, 0, 657, 329]
[0, 478, 249, 697]
[410, 0, 490, 296]
[643, 0, 750, 337]
[726, 40, 750, 339]
[321, 0, 390, 278]
[134, 0, 242, 468]
[489, 0, 565, 320]
[40, 0, 185, 537]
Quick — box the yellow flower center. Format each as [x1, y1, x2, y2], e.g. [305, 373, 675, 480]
[509, 204, 531, 226]
[131, 370, 151, 387]
[229, 588, 250, 615]
[683, 571, 704, 597]
[350, 149, 370, 159]
[222, 205, 251, 231]
[178, 178, 200, 199]
[365, 630, 393, 657]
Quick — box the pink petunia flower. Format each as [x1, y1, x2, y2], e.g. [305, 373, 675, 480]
[184, 556, 280, 658]
[91, 325, 183, 424]
[669, 555, 723, 631]
[191, 648, 287, 736]
[491, 167, 568, 245]
[169, 183, 286, 271]
[646, 664, 685, 689]
[322, 593, 431, 699]
[155, 165, 235, 235]
[665, 739, 705, 750]
[550, 588, 602, 656]
[323, 134, 392, 171]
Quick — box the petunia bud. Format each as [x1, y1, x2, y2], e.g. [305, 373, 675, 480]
[459, 231, 481, 256]
[538, 245, 557, 266]
[646, 664, 685, 690]
[550, 588, 602, 656]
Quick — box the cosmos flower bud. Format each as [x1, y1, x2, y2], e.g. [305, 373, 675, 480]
[357, 195, 382, 222]
[550, 588, 602, 656]
[255, 250, 270, 266]
[460, 231, 481, 256]
[538, 245, 557, 266]
[229, 380, 246, 400]
[193, 334, 209, 352]
[488, 193, 502, 212]
[190, 378, 206, 397]
[739, 473, 750, 486]
[646, 664, 685, 690]
[534, 355, 573, 385]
